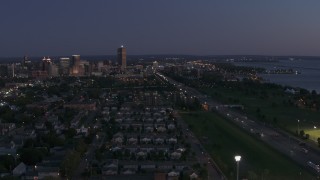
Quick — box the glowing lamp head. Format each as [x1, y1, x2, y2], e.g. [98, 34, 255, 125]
[121, 45, 124, 48]
[235, 155, 241, 162]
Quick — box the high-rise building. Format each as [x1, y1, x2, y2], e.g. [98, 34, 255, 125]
[70, 55, 81, 76]
[11, 64, 15, 78]
[80, 60, 90, 76]
[23, 55, 31, 65]
[42, 57, 52, 72]
[117, 46, 126, 70]
[48, 63, 59, 77]
[20, 55, 32, 74]
[59, 57, 70, 75]
[72, 55, 81, 67]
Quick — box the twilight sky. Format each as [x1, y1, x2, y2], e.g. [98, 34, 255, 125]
[1, 0, 320, 57]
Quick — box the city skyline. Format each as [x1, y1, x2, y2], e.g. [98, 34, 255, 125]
[1, 1, 320, 57]
[2, 1, 320, 179]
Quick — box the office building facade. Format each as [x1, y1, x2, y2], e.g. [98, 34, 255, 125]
[117, 46, 126, 70]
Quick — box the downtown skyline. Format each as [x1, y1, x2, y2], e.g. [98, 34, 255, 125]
[1, 1, 320, 57]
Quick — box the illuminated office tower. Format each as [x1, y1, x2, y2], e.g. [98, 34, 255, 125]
[70, 55, 81, 75]
[42, 57, 52, 72]
[117, 46, 126, 70]
[59, 57, 70, 75]
[72, 55, 80, 67]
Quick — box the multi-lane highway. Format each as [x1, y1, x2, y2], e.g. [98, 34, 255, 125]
[218, 107, 320, 176]
[157, 72, 320, 177]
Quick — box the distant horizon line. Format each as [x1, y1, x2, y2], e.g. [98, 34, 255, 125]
[1, 54, 320, 59]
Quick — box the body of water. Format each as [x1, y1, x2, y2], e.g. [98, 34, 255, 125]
[233, 59, 320, 93]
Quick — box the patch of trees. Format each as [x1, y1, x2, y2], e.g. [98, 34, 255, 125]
[18, 147, 48, 165]
[60, 139, 88, 177]
[0, 155, 15, 172]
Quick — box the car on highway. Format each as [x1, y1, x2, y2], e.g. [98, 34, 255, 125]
[307, 161, 320, 173]
[301, 148, 308, 154]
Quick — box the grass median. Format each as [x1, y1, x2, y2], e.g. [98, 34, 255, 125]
[181, 111, 315, 180]
[202, 86, 320, 142]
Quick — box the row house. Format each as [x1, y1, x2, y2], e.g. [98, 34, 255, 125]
[102, 159, 118, 175]
[168, 137, 178, 144]
[144, 124, 154, 132]
[156, 126, 166, 133]
[131, 123, 143, 130]
[121, 162, 138, 174]
[111, 146, 122, 152]
[168, 171, 180, 178]
[141, 163, 156, 172]
[136, 151, 147, 158]
[0, 123, 16, 135]
[170, 151, 182, 160]
[53, 123, 65, 135]
[124, 145, 170, 154]
[112, 132, 124, 144]
[35, 122, 45, 130]
[121, 169, 136, 175]
[115, 118, 123, 123]
[122, 163, 138, 173]
[167, 123, 176, 130]
[140, 136, 152, 144]
[127, 137, 138, 145]
[154, 137, 165, 144]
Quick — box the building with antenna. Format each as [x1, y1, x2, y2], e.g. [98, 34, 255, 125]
[117, 46, 126, 70]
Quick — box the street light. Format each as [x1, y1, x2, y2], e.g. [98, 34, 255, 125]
[297, 119, 300, 134]
[235, 155, 241, 180]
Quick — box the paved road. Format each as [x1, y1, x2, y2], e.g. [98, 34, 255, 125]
[157, 72, 320, 177]
[72, 132, 105, 179]
[156, 73, 226, 179]
[72, 109, 105, 179]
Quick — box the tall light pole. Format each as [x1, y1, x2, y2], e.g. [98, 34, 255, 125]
[297, 119, 300, 134]
[235, 155, 241, 180]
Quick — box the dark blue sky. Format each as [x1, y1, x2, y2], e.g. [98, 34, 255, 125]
[1, 1, 320, 57]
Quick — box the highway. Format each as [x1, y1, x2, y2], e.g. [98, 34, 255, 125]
[157, 72, 320, 177]
[156, 73, 227, 179]
[219, 107, 320, 176]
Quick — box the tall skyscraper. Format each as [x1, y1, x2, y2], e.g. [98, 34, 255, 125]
[72, 55, 80, 67]
[21, 55, 31, 73]
[11, 64, 15, 78]
[70, 55, 81, 75]
[42, 57, 52, 72]
[117, 46, 126, 70]
[59, 57, 70, 75]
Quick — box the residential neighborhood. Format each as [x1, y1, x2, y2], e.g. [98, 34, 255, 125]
[0, 64, 206, 180]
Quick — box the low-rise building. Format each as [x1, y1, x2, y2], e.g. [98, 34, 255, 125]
[12, 162, 26, 176]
